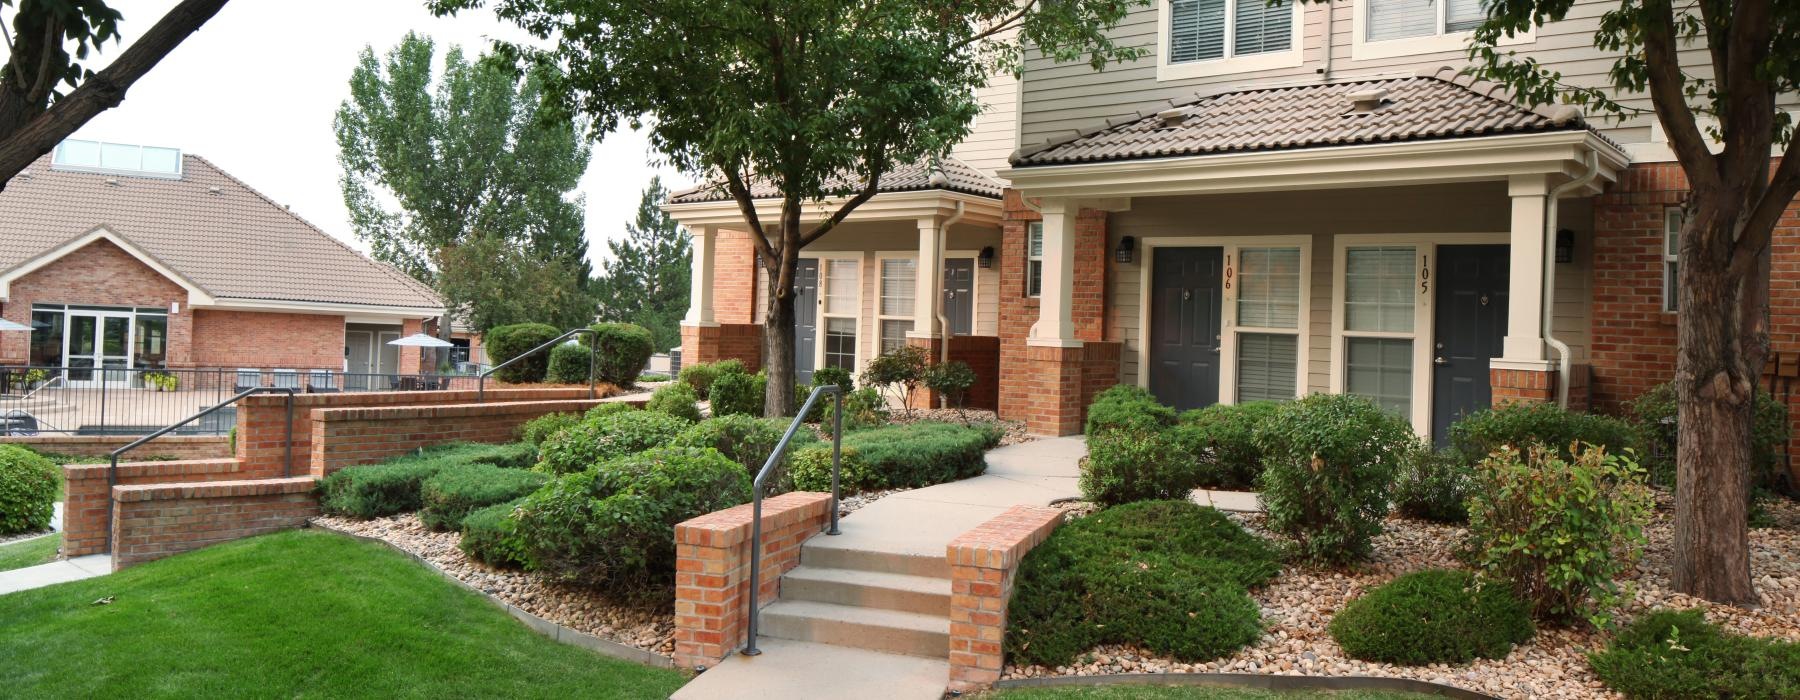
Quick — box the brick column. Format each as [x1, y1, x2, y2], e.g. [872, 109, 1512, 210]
[681, 323, 764, 369]
[1491, 366, 1557, 404]
[945, 505, 1063, 693]
[672, 491, 832, 670]
[1024, 344, 1086, 436]
[998, 190, 1110, 434]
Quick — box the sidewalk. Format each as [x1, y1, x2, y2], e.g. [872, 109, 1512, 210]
[0, 554, 110, 596]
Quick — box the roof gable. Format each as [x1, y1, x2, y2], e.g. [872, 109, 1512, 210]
[0, 226, 215, 303]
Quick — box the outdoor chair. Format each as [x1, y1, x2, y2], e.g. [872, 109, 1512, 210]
[235, 368, 262, 391]
[1, 410, 39, 436]
[307, 370, 340, 393]
[272, 369, 301, 390]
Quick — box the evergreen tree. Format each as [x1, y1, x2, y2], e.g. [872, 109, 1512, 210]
[593, 177, 691, 352]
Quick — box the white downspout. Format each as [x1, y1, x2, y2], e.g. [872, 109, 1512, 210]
[938, 201, 967, 360]
[1319, 0, 1334, 80]
[1541, 150, 1600, 408]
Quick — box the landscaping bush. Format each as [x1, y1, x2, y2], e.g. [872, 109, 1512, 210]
[537, 409, 693, 475]
[485, 322, 561, 384]
[839, 421, 1002, 490]
[584, 322, 655, 388]
[1629, 380, 1792, 494]
[708, 370, 765, 418]
[1329, 569, 1534, 665]
[1449, 400, 1639, 467]
[860, 345, 930, 416]
[1007, 500, 1279, 667]
[1085, 384, 1177, 435]
[544, 342, 591, 384]
[419, 464, 550, 531]
[922, 360, 976, 410]
[434, 441, 538, 469]
[678, 359, 744, 399]
[1466, 443, 1654, 625]
[1176, 401, 1281, 490]
[458, 497, 529, 568]
[512, 446, 752, 591]
[810, 366, 854, 394]
[646, 382, 703, 423]
[1588, 609, 1800, 699]
[518, 412, 580, 446]
[1253, 393, 1418, 566]
[1080, 427, 1198, 506]
[789, 444, 873, 492]
[840, 387, 889, 431]
[0, 444, 57, 535]
[798, 366, 856, 423]
[671, 414, 817, 475]
[318, 461, 446, 519]
[584, 401, 637, 420]
[1392, 448, 1474, 523]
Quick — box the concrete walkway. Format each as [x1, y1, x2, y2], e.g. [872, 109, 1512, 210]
[0, 554, 109, 596]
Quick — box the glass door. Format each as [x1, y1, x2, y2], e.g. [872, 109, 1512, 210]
[64, 312, 133, 387]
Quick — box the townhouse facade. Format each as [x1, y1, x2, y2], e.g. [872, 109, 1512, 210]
[672, 0, 1800, 467]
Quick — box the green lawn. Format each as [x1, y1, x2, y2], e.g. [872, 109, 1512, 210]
[990, 686, 1439, 700]
[0, 532, 61, 573]
[0, 529, 688, 698]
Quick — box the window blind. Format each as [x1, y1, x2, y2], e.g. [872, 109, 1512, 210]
[1444, 0, 1485, 32]
[1344, 246, 1416, 333]
[1237, 333, 1298, 402]
[1345, 337, 1412, 417]
[1170, 0, 1227, 62]
[1367, 0, 1436, 41]
[1238, 247, 1302, 328]
[880, 258, 916, 317]
[1233, 0, 1293, 55]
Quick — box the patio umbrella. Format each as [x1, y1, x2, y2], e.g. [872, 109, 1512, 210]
[386, 333, 455, 348]
[0, 318, 30, 331]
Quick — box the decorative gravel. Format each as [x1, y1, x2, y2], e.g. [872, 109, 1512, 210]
[1003, 494, 1800, 700]
[312, 514, 675, 658]
[889, 407, 1034, 445]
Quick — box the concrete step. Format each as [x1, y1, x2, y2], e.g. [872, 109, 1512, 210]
[671, 638, 947, 700]
[780, 565, 951, 616]
[757, 599, 950, 659]
[800, 540, 950, 579]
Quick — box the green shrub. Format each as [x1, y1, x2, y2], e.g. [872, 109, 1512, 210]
[485, 322, 562, 383]
[646, 382, 703, 423]
[585, 322, 655, 388]
[671, 415, 816, 475]
[432, 441, 538, 469]
[1176, 401, 1281, 490]
[923, 361, 976, 409]
[518, 412, 580, 446]
[840, 421, 1001, 490]
[1393, 448, 1473, 523]
[798, 366, 856, 423]
[1450, 401, 1639, 467]
[318, 461, 446, 519]
[1589, 609, 1800, 699]
[678, 359, 745, 399]
[537, 409, 693, 475]
[1329, 569, 1534, 665]
[545, 343, 591, 384]
[419, 464, 550, 531]
[709, 370, 765, 417]
[459, 497, 530, 569]
[1080, 427, 1198, 506]
[1253, 393, 1418, 566]
[1007, 501, 1279, 667]
[840, 387, 889, 431]
[584, 401, 638, 420]
[1085, 384, 1176, 435]
[1629, 380, 1792, 494]
[810, 366, 854, 394]
[512, 446, 752, 590]
[0, 445, 57, 535]
[1466, 443, 1654, 625]
[860, 345, 930, 415]
[789, 444, 874, 492]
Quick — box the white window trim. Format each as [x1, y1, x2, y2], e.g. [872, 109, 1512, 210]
[800, 250, 865, 375]
[1328, 232, 1507, 439]
[1026, 222, 1044, 298]
[1158, 0, 1305, 81]
[1663, 207, 1681, 313]
[874, 251, 919, 354]
[1349, 0, 1534, 61]
[1134, 235, 1313, 406]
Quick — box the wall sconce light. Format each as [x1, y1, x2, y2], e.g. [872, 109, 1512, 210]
[978, 246, 995, 269]
[1555, 229, 1574, 264]
[1115, 236, 1136, 264]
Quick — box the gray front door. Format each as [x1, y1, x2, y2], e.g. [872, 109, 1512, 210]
[1431, 245, 1509, 445]
[942, 258, 974, 336]
[1148, 247, 1224, 411]
[793, 258, 819, 384]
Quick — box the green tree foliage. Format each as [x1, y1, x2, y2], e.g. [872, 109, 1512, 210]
[334, 32, 595, 333]
[430, 0, 1146, 417]
[592, 177, 690, 352]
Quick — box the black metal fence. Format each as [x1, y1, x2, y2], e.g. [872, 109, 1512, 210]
[0, 366, 475, 436]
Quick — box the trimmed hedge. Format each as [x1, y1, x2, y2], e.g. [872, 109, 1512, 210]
[678, 359, 744, 399]
[585, 323, 655, 388]
[316, 442, 539, 519]
[419, 464, 549, 531]
[518, 412, 579, 446]
[1449, 401, 1638, 467]
[1085, 384, 1176, 435]
[709, 370, 765, 418]
[837, 421, 1002, 490]
[671, 415, 816, 475]
[1329, 569, 1534, 665]
[0, 445, 57, 535]
[646, 382, 704, 423]
[1007, 501, 1279, 667]
[1254, 393, 1418, 566]
[537, 409, 693, 475]
[485, 323, 561, 384]
[459, 497, 529, 569]
[789, 444, 872, 492]
[545, 343, 591, 384]
[1176, 401, 1281, 490]
[1080, 426, 1198, 506]
[1590, 609, 1800, 699]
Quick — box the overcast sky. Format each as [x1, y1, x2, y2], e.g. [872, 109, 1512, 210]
[67, 0, 692, 267]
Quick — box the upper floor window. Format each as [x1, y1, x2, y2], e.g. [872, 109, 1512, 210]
[1353, 0, 1532, 60]
[1159, 0, 1302, 81]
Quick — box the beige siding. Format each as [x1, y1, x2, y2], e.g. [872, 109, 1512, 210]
[951, 31, 1022, 179]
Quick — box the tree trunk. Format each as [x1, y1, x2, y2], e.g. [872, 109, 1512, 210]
[1669, 206, 1761, 605]
[762, 250, 799, 418]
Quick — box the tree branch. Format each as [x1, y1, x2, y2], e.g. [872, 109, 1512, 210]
[799, 152, 889, 247]
[1718, 0, 1775, 190]
[1642, 0, 1720, 187]
[721, 164, 778, 268]
[1730, 137, 1800, 278]
[0, 0, 230, 187]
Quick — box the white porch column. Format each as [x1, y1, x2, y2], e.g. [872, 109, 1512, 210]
[1029, 199, 1079, 345]
[1503, 176, 1549, 362]
[683, 225, 717, 326]
[911, 217, 943, 338]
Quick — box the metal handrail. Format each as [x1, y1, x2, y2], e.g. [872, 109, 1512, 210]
[106, 386, 296, 551]
[476, 328, 597, 402]
[743, 384, 844, 657]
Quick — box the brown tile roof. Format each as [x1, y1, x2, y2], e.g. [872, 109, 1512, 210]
[668, 156, 1004, 204]
[0, 153, 443, 311]
[1013, 67, 1591, 167]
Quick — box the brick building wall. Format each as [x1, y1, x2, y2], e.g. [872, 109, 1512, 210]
[0, 239, 192, 366]
[190, 308, 345, 370]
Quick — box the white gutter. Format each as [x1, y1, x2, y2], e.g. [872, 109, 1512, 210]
[1541, 150, 1600, 408]
[938, 201, 967, 360]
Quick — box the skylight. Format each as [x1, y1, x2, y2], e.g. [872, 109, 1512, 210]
[52, 139, 183, 179]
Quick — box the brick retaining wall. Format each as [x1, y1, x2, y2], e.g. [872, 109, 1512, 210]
[0, 434, 229, 459]
[671, 491, 832, 670]
[111, 477, 319, 569]
[307, 399, 614, 477]
[946, 505, 1064, 692]
[62, 458, 264, 557]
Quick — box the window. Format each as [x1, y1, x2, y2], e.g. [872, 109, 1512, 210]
[1237, 247, 1302, 329]
[1344, 246, 1415, 333]
[1345, 337, 1413, 416]
[1354, 0, 1527, 60]
[1664, 208, 1681, 312]
[879, 256, 917, 354]
[825, 259, 859, 316]
[1027, 223, 1044, 297]
[1237, 333, 1298, 402]
[51, 139, 182, 178]
[819, 257, 861, 371]
[1169, 0, 1294, 63]
[29, 309, 62, 367]
[825, 318, 857, 371]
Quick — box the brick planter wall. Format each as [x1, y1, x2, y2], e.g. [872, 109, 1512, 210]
[307, 398, 613, 477]
[1491, 367, 1557, 404]
[62, 458, 263, 557]
[110, 477, 319, 569]
[945, 505, 1064, 692]
[0, 434, 228, 459]
[671, 491, 833, 670]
